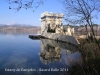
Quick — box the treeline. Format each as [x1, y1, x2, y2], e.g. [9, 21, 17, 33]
[0, 25, 41, 35]
[0, 25, 40, 31]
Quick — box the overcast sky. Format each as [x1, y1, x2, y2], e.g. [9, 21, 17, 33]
[0, 0, 100, 26]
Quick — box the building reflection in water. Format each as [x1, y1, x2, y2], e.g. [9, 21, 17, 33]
[39, 39, 82, 66]
[40, 44, 62, 65]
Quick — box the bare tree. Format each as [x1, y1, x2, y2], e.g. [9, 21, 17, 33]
[61, 0, 100, 38]
[6, 0, 44, 12]
[6, 0, 100, 38]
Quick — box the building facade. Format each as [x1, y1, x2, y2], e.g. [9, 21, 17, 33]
[41, 12, 74, 36]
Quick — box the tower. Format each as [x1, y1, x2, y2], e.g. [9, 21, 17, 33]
[41, 12, 64, 34]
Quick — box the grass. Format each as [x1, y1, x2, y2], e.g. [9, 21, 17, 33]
[61, 37, 100, 75]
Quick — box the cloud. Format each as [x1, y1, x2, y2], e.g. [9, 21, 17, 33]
[6, 21, 15, 25]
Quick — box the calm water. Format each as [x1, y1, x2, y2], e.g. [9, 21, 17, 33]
[0, 33, 82, 75]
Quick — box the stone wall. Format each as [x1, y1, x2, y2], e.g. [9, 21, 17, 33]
[41, 12, 63, 34]
[41, 31, 80, 45]
[40, 12, 79, 45]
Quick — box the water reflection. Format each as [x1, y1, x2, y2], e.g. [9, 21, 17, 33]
[39, 39, 83, 67]
[0, 34, 83, 75]
[0, 30, 37, 35]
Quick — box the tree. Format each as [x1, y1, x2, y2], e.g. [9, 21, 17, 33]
[61, 0, 100, 38]
[7, 0, 44, 12]
[7, 0, 100, 38]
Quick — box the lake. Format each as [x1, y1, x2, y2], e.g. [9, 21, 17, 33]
[0, 33, 82, 75]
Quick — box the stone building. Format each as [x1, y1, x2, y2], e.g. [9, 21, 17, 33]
[41, 12, 63, 33]
[40, 12, 79, 45]
[41, 12, 74, 36]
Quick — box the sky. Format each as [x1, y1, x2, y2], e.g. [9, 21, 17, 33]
[0, 0, 64, 26]
[0, 0, 100, 26]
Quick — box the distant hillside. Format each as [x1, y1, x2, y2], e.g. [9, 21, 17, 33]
[63, 24, 100, 35]
[76, 25, 100, 35]
[77, 25, 100, 32]
[0, 24, 41, 34]
[0, 24, 41, 30]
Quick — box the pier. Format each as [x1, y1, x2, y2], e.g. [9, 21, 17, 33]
[29, 34, 41, 39]
[29, 34, 45, 40]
